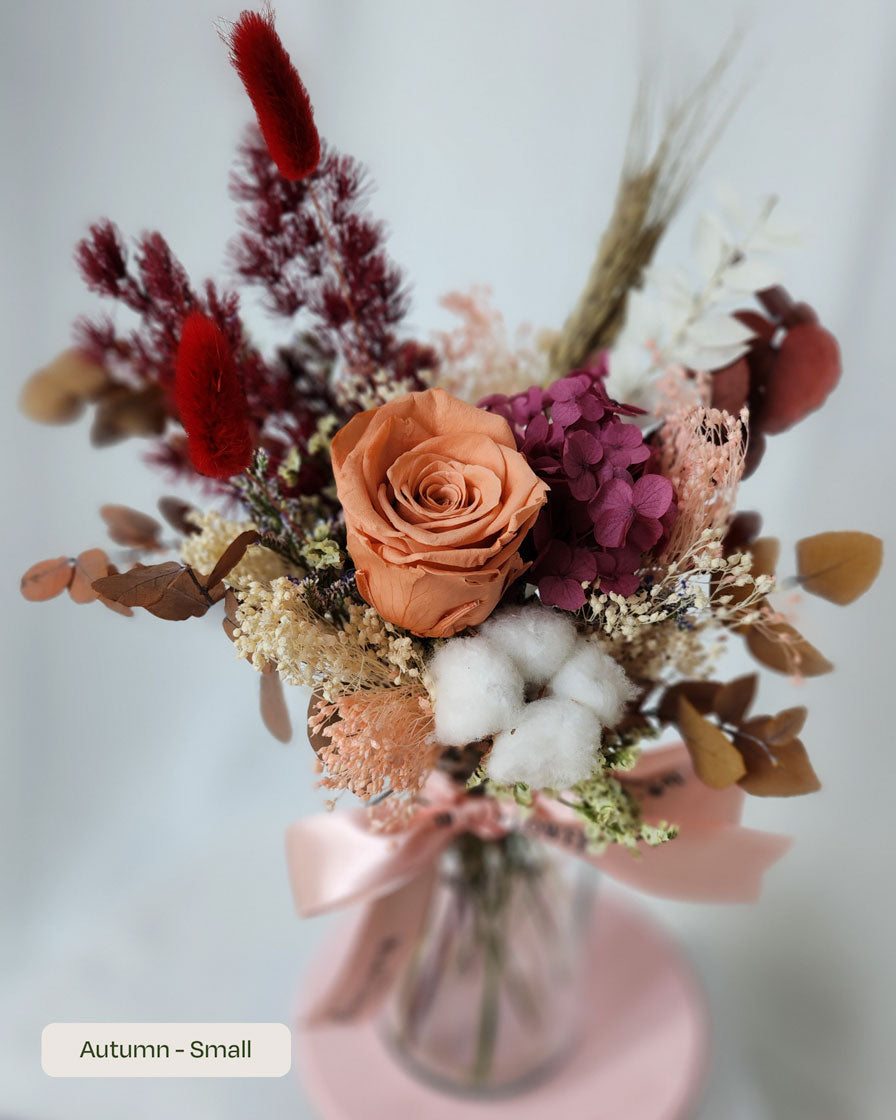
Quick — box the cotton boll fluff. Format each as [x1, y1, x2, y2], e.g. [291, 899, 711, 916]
[429, 637, 525, 747]
[550, 640, 639, 725]
[487, 698, 603, 789]
[478, 605, 577, 686]
[428, 604, 637, 791]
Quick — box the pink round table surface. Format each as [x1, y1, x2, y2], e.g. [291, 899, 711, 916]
[294, 890, 709, 1119]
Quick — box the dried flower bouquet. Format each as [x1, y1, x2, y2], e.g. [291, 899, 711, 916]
[21, 6, 882, 995]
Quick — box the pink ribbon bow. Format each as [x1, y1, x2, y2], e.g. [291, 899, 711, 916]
[286, 743, 791, 1024]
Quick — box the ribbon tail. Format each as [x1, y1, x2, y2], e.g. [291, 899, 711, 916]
[285, 810, 448, 917]
[594, 824, 793, 903]
[301, 868, 436, 1027]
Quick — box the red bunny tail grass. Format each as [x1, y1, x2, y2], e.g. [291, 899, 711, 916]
[175, 311, 253, 479]
[226, 8, 320, 181]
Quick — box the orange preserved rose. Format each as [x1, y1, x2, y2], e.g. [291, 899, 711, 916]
[331, 388, 548, 637]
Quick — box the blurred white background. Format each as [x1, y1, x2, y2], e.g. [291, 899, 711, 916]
[2, 1, 894, 1117]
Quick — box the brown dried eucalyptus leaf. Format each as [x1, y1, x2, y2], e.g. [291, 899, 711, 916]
[676, 696, 747, 789]
[735, 736, 821, 797]
[20, 557, 72, 601]
[657, 680, 720, 723]
[260, 672, 292, 743]
[745, 622, 834, 676]
[796, 531, 883, 605]
[713, 674, 758, 725]
[90, 384, 167, 446]
[69, 549, 111, 604]
[99, 504, 164, 550]
[205, 530, 260, 591]
[765, 706, 808, 745]
[222, 589, 241, 641]
[158, 497, 200, 537]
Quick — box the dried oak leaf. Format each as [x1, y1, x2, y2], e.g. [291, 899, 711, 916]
[100, 504, 164, 550]
[20, 349, 109, 424]
[158, 496, 201, 537]
[796, 531, 883, 606]
[92, 562, 222, 620]
[676, 696, 747, 789]
[91, 531, 258, 621]
[713, 674, 758, 725]
[745, 622, 833, 677]
[260, 672, 292, 743]
[734, 734, 820, 797]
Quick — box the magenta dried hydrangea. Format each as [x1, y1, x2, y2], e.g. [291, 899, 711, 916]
[480, 360, 676, 610]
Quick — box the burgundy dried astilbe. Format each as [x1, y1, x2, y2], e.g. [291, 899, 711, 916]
[72, 220, 310, 483]
[230, 128, 419, 383]
[75, 223, 234, 395]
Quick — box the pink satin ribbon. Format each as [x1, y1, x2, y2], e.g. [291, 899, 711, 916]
[286, 744, 792, 1024]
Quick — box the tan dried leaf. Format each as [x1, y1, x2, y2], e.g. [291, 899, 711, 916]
[20, 349, 109, 424]
[100, 504, 164, 550]
[745, 622, 834, 677]
[69, 549, 111, 604]
[260, 672, 292, 743]
[713, 674, 758, 725]
[676, 696, 747, 789]
[735, 736, 821, 797]
[657, 680, 720, 723]
[20, 557, 72, 601]
[766, 706, 808, 745]
[796, 531, 883, 605]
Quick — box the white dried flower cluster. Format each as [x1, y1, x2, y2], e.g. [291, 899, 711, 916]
[334, 365, 435, 412]
[585, 534, 774, 642]
[429, 605, 637, 791]
[342, 602, 427, 685]
[180, 510, 297, 590]
[605, 617, 722, 682]
[578, 532, 775, 679]
[233, 578, 425, 700]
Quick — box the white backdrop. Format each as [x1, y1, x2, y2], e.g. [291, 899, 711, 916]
[2, 2, 895, 1117]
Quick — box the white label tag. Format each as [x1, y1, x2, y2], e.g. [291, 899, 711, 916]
[41, 1023, 291, 1078]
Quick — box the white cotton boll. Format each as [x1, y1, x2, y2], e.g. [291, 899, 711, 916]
[549, 639, 637, 726]
[478, 605, 577, 686]
[486, 698, 601, 790]
[430, 638, 525, 747]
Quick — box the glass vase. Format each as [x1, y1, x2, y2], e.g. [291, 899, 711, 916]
[379, 829, 595, 1096]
